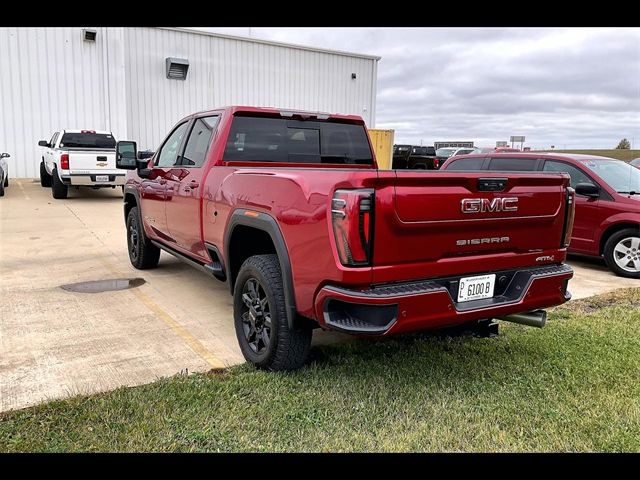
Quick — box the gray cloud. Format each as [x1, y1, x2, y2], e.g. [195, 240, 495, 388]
[199, 27, 640, 149]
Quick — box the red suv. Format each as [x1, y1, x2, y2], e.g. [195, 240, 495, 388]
[441, 152, 640, 278]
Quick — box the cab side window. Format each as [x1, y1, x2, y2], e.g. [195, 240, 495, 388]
[446, 157, 486, 170]
[49, 132, 59, 147]
[179, 116, 220, 167]
[543, 160, 594, 188]
[488, 157, 539, 171]
[155, 122, 189, 168]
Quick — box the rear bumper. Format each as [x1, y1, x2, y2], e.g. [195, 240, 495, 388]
[314, 264, 573, 335]
[60, 173, 126, 186]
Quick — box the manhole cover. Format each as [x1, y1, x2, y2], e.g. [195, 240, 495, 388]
[60, 278, 146, 293]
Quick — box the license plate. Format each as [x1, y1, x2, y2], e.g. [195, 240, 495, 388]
[95, 175, 109, 182]
[458, 274, 496, 302]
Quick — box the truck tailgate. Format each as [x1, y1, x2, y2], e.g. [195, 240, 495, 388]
[372, 171, 570, 283]
[68, 150, 117, 173]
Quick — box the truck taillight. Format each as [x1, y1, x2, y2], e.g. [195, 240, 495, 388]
[433, 159, 440, 169]
[331, 189, 374, 266]
[562, 187, 576, 248]
[60, 154, 69, 170]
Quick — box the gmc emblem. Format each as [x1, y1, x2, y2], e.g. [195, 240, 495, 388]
[461, 197, 518, 214]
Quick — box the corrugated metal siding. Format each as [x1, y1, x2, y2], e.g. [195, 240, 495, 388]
[0, 28, 121, 178]
[124, 28, 376, 151]
[0, 27, 377, 178]
[123, 28, 216, 151]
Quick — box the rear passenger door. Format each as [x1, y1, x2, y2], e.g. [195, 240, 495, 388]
[542, 160, 602, 253]
[165, 115, 220, 261]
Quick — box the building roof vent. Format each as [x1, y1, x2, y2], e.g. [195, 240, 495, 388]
[83, 28, 97, 42]
[166, 57, 189, 80]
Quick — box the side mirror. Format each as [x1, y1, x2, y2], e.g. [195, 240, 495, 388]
[116, 141, 138, 170]
[38, 140, 49, 147]
[0, 152, 9, 159]
[575, 182, 600, 198]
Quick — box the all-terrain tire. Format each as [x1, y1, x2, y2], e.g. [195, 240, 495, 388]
[234, 254, 312, 371]
[603, 228, 640, 279]
[40, 161, 52, 187]
[51, 168, 68, 199]
[0, 178, 4, 197]
[126, 206, 161, 269]
[3, 174, 7, 187]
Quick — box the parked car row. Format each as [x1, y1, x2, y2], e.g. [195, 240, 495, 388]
[392, 144, 523, 171]
[441, 151, 640, 279]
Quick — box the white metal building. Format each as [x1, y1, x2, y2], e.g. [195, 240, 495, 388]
[0, 27, 380, 178]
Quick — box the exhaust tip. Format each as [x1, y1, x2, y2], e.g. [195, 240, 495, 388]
[497, 309, 547, 328]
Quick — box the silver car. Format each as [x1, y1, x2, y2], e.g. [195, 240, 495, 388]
[0, 152, 9, 197]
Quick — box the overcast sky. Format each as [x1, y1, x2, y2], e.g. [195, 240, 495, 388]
[197, 27, 640, 149]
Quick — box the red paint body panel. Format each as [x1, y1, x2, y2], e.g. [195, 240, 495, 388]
[441, 152, 640, 258]
[125, 106, 576, 334]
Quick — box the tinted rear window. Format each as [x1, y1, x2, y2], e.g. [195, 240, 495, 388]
[60, 132, 116, 149]
[489, 157, 538, 171]
[223, 116, 373, 165]
[411, 146, 435, 156]
[445, 157, 485, 170]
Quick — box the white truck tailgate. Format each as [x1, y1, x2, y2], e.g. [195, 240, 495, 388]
[68, 150, 117, 174]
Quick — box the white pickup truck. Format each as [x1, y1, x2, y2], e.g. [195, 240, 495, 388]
[38, 129, 123, 199]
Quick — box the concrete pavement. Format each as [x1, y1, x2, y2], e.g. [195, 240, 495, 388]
[565, 255, 638, 300]
[0, 179, 637, 413]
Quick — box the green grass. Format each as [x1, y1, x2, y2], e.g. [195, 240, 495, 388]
[535, 149, 640, 162]
[2, 288, 640, 452]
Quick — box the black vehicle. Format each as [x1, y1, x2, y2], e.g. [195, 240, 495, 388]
[392, 144, 439, 170]
[408, 146, 438, 169]
[392, 144, 412, 169]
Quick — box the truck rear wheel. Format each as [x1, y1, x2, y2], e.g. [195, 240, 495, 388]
[604, 228, 640, 279]
[234, 254, 312, 371]
[126, 206, 160, 269]
[40, 161, 52, 187]
[51, 168, 68, 199]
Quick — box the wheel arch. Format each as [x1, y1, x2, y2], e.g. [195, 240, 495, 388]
[224, 209, 297, 328]
[123, 187, 139, 224]
[599, 222, 640, 255]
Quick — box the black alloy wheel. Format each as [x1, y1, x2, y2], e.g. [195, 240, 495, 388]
[239, 277, 272, 354]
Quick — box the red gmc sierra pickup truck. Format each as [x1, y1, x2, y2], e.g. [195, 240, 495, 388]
[116, 106, 575, 371]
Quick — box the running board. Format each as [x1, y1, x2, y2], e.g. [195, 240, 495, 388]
[203, 261, 226, 281]
[151, 241, 226, 282]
